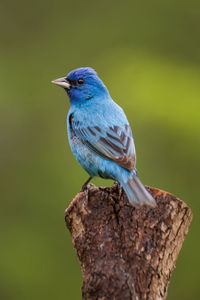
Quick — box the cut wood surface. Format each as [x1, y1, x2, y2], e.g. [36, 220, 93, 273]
[65, 183, 192, 300]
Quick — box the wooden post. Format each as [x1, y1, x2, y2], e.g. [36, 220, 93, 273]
[65, 183, 192, 300]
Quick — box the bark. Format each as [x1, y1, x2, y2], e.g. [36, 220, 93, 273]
[65, 183, 192, 300]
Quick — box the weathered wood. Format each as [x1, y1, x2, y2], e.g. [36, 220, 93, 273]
[65, 183, 192, 300]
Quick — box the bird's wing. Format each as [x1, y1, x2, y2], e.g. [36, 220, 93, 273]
[70, 115, 136, 171]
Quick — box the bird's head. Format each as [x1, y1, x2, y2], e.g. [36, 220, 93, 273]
[52, 67, 110, 105]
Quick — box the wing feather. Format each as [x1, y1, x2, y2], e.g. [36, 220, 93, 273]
[71, 116, 136, 171]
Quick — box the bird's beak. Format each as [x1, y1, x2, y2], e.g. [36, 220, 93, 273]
[51, 77, 71, 89]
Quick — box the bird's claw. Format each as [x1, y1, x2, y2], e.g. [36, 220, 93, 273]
[81, 183, 88, 192]
[81, 176, 92, 192]
[83, 184, 95, 214]
[81, 182, 95, 192]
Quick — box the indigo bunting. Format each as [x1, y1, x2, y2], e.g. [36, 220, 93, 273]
[52, 67, 155, 207]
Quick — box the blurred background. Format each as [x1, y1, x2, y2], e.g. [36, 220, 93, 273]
[0, 0, 199, 299]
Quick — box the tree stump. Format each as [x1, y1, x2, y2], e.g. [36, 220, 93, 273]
[65, 183, 192, 300]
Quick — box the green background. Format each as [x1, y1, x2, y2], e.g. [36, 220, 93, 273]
[1, 0, 199, 299]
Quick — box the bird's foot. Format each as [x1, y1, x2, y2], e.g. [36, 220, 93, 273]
[84, 183, 95, 201]
[81, 176, 92, 192]
[83, 184, 95, 214]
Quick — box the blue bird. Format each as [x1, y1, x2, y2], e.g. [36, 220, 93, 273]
[52, 67, 156, 207]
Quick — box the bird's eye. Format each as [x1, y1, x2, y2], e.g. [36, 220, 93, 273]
[77, 78, 85, 85]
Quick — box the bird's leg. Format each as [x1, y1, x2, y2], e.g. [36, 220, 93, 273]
[81, 176, 92, 192]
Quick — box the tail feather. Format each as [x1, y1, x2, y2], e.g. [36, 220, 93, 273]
[121, 175, 156, 207]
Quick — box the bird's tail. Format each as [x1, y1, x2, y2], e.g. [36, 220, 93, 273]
[121, 173, 156, 207]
